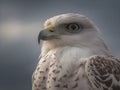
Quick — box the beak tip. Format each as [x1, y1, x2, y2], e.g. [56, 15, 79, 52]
[38, 40, 40, 44]
[38, 31, 41, 44]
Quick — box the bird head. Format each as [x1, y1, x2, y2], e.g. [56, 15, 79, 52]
[38, 13, 109, 55]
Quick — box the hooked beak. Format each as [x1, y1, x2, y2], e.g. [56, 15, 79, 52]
[38, 30, 58, 44]
[38, 24, 59, 44]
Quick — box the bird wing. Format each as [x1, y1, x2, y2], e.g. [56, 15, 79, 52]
[85, 55, 120, 90]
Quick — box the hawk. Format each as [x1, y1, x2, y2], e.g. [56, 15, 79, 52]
[32, 13, 120, 90]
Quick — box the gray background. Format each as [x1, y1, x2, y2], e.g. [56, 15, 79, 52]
[0, 0, 120, 90]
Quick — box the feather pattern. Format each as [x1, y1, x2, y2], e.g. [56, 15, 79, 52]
[85, 55, 120, 90]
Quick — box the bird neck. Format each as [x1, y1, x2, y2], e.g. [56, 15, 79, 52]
[40, 44, 111, 59]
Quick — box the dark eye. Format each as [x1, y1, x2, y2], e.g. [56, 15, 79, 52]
[66, 23, 82, 33]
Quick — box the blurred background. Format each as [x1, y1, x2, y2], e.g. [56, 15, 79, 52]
[0, 0, 120, 90]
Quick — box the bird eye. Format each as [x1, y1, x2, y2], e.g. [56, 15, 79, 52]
[66, 23, 82, 33]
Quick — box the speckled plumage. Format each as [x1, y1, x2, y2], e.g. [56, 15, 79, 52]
[32, 47, 92, 90]
[32, 13, 120, 90]
[86, 55, 120, 90]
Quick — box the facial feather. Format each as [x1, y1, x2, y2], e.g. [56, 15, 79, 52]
[40, 13, 110, 56]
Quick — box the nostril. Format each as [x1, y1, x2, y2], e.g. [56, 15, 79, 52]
[49, 30, 54, 32]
